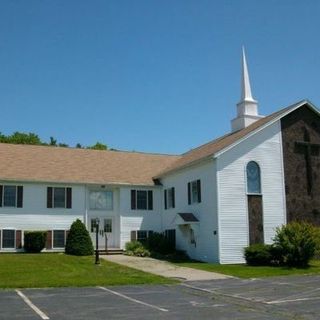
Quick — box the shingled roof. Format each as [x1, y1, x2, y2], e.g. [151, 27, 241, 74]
[0, 100, 316, 186]
[155, 100, 313, 177]
[0, 144, 180, 186]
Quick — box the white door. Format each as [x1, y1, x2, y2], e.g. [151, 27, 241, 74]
[89, 217, 115, 249]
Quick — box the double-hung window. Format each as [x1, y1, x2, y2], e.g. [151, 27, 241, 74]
[187, 180, 201, 204]
[2, 229, 15, 249]
[0, 185, 23, 208]
[131, 190, 153, 210]
[47, 187, 72, 209]
[164, 187, 175, 209]
[53, 230, 66, 248]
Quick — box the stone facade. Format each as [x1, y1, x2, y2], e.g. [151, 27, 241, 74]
[281, 105, 320, 224]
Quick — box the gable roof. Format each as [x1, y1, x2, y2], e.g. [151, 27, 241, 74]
[0, 144, 180, 186]
[155, 100, 317, 178]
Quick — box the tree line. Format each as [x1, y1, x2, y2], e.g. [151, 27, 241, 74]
[0, 131, 108, 150]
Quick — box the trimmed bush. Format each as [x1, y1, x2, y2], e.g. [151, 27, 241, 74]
[125, 241, 150, 257]
[24, 231, 47, 253]
[65, 219, 94, 256]
[146, 232, 175, 255]
[244, 244, 272, 266]
[273, 222, 320, 267]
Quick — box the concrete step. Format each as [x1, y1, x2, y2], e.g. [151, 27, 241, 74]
[97, 248, 124, 255]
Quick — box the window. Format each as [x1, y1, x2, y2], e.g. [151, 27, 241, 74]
[137, 230, 148, 241]
[131, 190, 153, 210]
[2, 230, 15, 248]
[104, 219, 112, 233]
[164, 187, 175, 209]
[47, 187, 72, 209]
[188, 180, 201, 204]
[89, 191, 113, 210]
[90, 218, 98, 233]
[189, 228, 196, 245]
[246, 161, 261, 194]
[53, 230, 65, 248]
[0, 185, 23, 208]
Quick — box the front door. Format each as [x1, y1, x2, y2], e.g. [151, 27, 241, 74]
[90, 217, 115, 249]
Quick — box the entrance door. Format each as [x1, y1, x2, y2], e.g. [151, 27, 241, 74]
[89, 218, 115, 249]
[248, 195, 264, 244]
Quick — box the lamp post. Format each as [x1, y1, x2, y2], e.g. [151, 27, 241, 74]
[95, 217, 100, 265]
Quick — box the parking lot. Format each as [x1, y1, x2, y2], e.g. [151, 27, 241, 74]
[1, 275, 320, 319]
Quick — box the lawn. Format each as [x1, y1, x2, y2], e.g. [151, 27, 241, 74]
[0, 253, 175, 288]
[176, 260, 320, 278]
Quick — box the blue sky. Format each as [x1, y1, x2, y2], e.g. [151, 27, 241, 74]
[0, 0, 319, 154]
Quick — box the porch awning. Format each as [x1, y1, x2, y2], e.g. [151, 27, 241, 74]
[173, 212, 199, 225]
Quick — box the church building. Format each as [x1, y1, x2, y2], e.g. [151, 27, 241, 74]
[0, 50, 319, 263]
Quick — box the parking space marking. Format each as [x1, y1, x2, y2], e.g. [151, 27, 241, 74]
[267, 297, 320, 305]
[15, 290, 49, 320]
[98, 287, 169, 312]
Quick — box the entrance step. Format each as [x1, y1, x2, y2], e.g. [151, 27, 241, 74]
[97, 248, 124, 255]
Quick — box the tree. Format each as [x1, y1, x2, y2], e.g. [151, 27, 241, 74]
[65, 219, 94, 256]
[49, 137, 57, 146]
[75, 143, 83, 148]
[88, 142, 108, 150]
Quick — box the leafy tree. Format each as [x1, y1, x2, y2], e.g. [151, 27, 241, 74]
[65, 219, 94, 256]
[76, 143, 83, 148]
[88, 142, 108, 150]
[49, 137, 57, 146]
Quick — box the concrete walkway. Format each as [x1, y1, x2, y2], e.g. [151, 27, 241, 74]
[102, 255, 230, 281]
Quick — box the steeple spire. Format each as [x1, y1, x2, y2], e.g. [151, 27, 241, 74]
[240, 46, 255, 102]
[231, 47, 263, 132]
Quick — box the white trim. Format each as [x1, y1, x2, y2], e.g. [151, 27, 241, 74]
[52, 229, 66, 249]
[214, 100, 318, 158]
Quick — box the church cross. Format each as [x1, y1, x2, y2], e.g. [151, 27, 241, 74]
[295, 128, 320, 195]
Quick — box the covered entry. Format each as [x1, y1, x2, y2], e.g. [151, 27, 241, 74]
[89, 217, 116, 249]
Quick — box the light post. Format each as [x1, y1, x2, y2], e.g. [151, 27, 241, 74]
[95, 217, 100, 265]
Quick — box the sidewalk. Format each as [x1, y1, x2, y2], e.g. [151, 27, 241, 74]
[102, 255, 230, 281]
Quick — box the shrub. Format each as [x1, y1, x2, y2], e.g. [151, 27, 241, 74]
[65, 219, 94, 256]
[24, 231, 47, 253]
[125, 241, 150, 257]
[146, 232, 175, 255]
[273, 222, 320, 267]
[244, 244, 272, 266]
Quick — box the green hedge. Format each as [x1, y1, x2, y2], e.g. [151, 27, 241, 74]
[24, 231, 47, 253]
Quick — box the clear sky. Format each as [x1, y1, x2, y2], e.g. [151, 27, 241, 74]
[0, 0, 319, 154]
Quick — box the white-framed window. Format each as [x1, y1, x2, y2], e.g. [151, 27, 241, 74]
[90, 218, 98, 233]
[164, 187, 175, 210]
[53, 230, 65, 248]
[2, 229, 15, 249]
[131, 190, 153, 210]
[89, 191, 113, 210]
[47, 187, 72, 209]
[0, 185, 23, 208]
[188, 180, 201, 204]
[246, 161, 261, 194]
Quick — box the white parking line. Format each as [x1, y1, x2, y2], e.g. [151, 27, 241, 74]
[15, 290, 49, 320]
[267, 297, 320, 305]
[98, 286, 169, 312]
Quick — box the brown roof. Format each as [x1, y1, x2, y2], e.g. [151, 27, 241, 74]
[155, 100, 309, 177]
[0, 144, 180, 186]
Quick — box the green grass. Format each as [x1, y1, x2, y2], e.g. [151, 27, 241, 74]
[176, 260, 320, 278]
[0, 253, 175, 288]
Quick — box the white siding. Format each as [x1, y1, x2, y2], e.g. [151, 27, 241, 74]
[0, 182, 85, 231]
[217, 121, 286, 264]
[161, 160, 219, 262]
[119, 186, 162, 249]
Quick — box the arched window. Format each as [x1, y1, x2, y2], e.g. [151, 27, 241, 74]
[246, 161, 261, 194]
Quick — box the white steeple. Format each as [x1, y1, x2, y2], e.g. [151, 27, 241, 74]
[231, 47, 263, 132]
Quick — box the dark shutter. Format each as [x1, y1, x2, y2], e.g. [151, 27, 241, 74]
[197, 179, 201, 203]
[17, 186, 23, 208]
[0, 230, 1, 248]
[164, 190, 167, 210]
[16, 230, 22, 249]
[47, 187, 53, 208]
[188, 182, 191, 205]
[131, 230, 137, 241]
[131, 190, 136, 210]
[0, 185, 2, 207]
[66, 188, 72, 209]
[148, 191, 153, 210]
[46, 231, 52, 249]
[172, 187, 175, 208]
